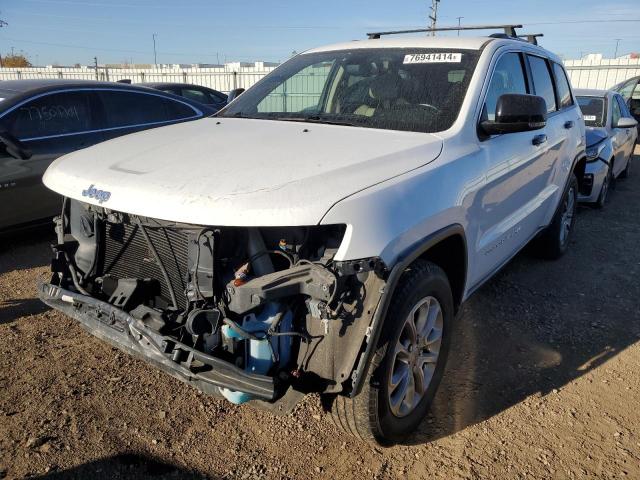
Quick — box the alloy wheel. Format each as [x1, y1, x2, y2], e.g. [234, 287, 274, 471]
[388, 296, 443, 417]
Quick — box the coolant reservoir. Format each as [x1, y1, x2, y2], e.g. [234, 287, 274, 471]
[220, 302, 292, 404]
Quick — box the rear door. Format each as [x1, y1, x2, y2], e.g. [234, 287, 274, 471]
[95, 90, 202, 141]
[0, 90, 101, 228]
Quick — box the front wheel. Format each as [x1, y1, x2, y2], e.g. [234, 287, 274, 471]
[533, 173, 578, 259]
[326, 260, 453, 445]
[620, 154, 631, 179]
[594, 166, 612, 209]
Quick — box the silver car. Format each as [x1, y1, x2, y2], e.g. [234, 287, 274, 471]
[575, 88, 638, 207]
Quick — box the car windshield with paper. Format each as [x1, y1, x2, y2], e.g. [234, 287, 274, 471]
[221, 48, 480, 134]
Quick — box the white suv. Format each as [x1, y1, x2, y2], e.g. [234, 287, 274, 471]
[39, 27, 585, 445]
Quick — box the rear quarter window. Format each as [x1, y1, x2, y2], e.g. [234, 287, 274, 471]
[552, 63, 574, 109]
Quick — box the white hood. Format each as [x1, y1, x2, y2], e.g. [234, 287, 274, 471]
[44, 117, 443, 226]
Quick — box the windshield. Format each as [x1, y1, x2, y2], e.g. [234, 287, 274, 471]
[577, 96, 606, 127]
[221, 48, 480, 134]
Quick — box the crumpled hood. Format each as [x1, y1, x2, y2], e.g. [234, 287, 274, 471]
[44, 117, 443, 226]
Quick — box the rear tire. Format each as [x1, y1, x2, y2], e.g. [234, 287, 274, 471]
[533, 174, 578, 260]
[326, 260, 453, 445]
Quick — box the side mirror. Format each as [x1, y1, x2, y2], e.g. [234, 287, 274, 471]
[614, 116, 638, 129]
[480, 93, 547, 135]
[0, 130, 32, 160]
[227, 88, 245, 103]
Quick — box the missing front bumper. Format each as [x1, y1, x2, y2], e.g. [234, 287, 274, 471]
[38, 282, 275, 401]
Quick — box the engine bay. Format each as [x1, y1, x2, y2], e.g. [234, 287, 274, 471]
[47, 199, 387, 405]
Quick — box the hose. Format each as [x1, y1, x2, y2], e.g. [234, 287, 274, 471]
[135, 218, 179, 310]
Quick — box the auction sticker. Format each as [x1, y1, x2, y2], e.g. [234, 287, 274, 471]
[583, 115, 597, 121]
[404, 52, 462, 64]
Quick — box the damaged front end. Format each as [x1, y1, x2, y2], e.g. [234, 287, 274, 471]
[39, 199, 387, 410]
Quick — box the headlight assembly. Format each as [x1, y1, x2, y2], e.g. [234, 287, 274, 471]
[586, 141, 606, 162]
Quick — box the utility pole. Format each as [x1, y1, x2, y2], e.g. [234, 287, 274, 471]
[94, 56, 99, 80]
[0, 18, 7, 68]
[152, 33, 158, 68]
[428, 0, 440, 36]
[614, 39, 621, 59]
[456, 16, 463, 36]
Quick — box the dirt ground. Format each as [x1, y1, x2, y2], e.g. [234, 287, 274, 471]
[1, 149, 640, 480]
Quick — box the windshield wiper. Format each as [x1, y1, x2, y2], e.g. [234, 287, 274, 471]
[275, 115, 359, 127]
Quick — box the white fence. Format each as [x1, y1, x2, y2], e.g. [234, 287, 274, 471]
[0, 58, 639, 94]
[0, 63, 278, 94]
[564, 58, 640, 90]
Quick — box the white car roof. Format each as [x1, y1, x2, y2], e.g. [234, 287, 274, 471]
[305, 36, 492, 54]
[304, 36, 562, 63]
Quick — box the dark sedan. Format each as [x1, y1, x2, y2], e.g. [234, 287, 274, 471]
[140, 82, 227, 111]
[0, 79, 215, 231]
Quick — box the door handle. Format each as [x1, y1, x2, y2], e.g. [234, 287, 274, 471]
[532, 134, 547, 146]
[564, 120, 574, 129]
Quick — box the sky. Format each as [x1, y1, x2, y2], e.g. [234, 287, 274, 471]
[0, 0, 639, 66]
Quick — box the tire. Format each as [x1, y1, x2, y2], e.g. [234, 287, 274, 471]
[594, 166, 612, 209]
[533, 173, 578, 260]
[620, 154, 631, 179]
[326, 260, 454, 445]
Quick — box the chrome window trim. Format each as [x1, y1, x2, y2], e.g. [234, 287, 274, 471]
[0, 87, 203, 141]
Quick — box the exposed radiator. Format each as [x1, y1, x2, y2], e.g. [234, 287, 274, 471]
[102, 220, 190, 309]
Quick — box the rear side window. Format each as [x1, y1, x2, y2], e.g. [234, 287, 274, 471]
[552, 63, 573, 109]
[97, 91, 198, 129]
[484, 52, 528, 121]
[4, 91, 93, 139]
[528, 55, 557, 113]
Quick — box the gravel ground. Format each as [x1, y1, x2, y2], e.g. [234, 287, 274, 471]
[1, 148, 639, 480]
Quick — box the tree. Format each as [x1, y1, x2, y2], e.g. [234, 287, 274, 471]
[2, 53, 31, 67]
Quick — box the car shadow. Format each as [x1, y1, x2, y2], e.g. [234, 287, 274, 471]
[0, 298, 50, 325]
[30, 453, 217, 480]
[403, 151, 640, 445]
[0, 224, 55, 275]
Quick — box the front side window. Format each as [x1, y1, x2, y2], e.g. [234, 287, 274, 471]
[616, 95, 632, 118]
[484, 52, 528, 121]
[3, 91, 93, 139]
[221, 48, 481, 134]
[97, 91, 197, 129]
[552, 63, 573, 109]
[612, 95, 622, 127]
[528, 55, 557, 113]
[576, 96, 606, 127]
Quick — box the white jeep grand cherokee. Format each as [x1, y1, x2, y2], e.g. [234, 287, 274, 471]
[39, 28, 585, 444]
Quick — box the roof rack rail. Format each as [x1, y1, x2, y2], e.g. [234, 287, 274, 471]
[518, 33, 544, 46]
[366, 24, 523, 40]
